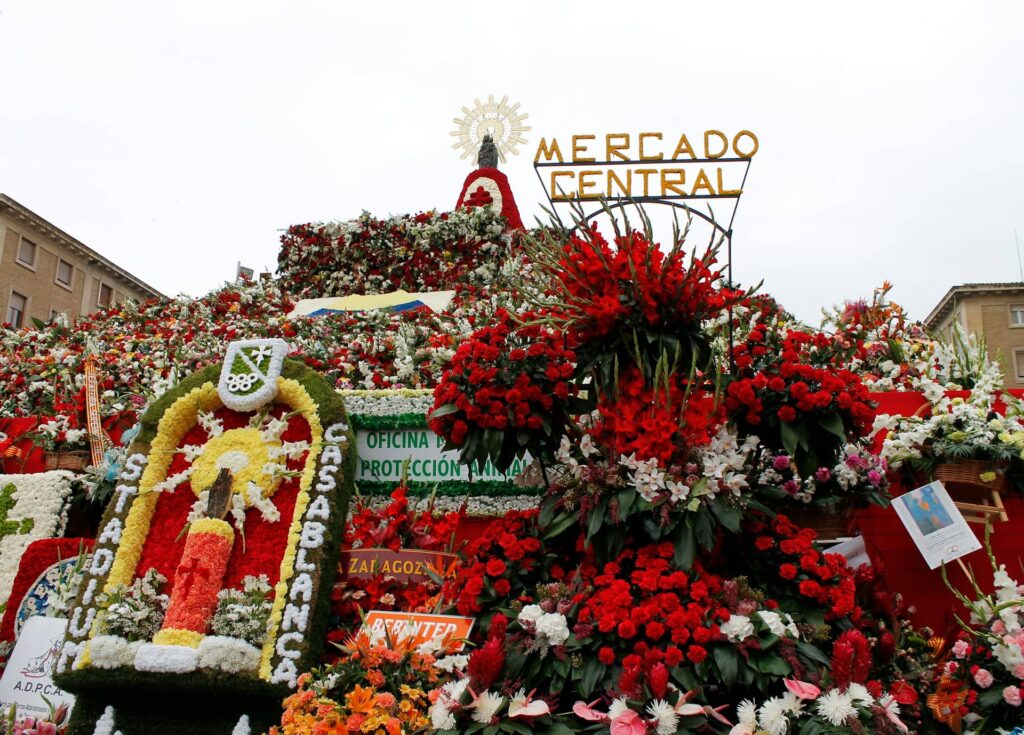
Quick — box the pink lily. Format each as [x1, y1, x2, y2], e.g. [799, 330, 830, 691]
[784, 678, 821, 701]
[610, 709, 648, 735]
[573, 700, 609, 722]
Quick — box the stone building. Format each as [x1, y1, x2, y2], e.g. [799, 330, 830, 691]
[924, 282, 1024, 387]
[1, 194, 164, 327]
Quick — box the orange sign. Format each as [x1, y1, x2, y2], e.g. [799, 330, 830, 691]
[341, 548, 459, 584]
[362, 611, 474, 651]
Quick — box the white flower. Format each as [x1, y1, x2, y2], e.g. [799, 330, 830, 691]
[846, 682, 874, 706]
[814, 689, 856, 726]
[470, 691, 504, 724]
[607, 698, 630, 721]
[756, 697, 790, 735]
[757, 611, 787, 637]
[536, 612, 570, 646]
[433, 654, 468, 673]
[736, 699, 757, 729]
[646, 699, 679, 735]
[518, 604, 544, 626]
[721, 615, 755, 642]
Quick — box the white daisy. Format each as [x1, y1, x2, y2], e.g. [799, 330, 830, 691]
[814, 689, 856, 726]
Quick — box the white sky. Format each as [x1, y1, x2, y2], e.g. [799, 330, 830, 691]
[1, 1, 1022, 324]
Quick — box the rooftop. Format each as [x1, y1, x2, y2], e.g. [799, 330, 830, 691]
[0, 193, 166, 301]
[924, 282, 1024, 329]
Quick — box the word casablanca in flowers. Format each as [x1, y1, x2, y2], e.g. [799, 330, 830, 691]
[51, 338, 355, 734]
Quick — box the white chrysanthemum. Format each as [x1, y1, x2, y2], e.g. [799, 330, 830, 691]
[607, 698, 630, 721]
[756, 697, 790, 735]
[736, 699, 757, 728]
[814, 689, 856, 726]
[846, 682, 874, 706]
[470, 691, 504, 724]
[646, 699, 679, 735]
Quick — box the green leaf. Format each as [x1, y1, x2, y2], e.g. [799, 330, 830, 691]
[587, 497, 608, 539]
[710, 499, 741, 533]
[780, 420, 799, 456]
[673, 523, 696, 568]
[542, 511, 579, 541]
[580, 657, 606, 698]
[712, 645, 739, 688]
[752, 653, 791, 676]
[427, 403, 459, 420]
[617, 487, 637, 518]
[819, 412, 846, 439]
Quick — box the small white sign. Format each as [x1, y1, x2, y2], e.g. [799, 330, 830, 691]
[355, 428, 529, 484]
[828, 535, 870, 569]
[893, 481, 982, 570]
[0, 616, 75, 719]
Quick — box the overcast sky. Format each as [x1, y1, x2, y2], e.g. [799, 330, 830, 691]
[2, 1, 1022, 324]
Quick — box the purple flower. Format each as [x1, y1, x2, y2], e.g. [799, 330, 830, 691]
[814, 467, 832, 482]
[773, 455, 791, 471]
[783, 480, 799, 495]
[867, 470, 882, 485]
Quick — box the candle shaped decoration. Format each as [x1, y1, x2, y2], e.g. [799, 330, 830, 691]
[153, 468, 235, 648]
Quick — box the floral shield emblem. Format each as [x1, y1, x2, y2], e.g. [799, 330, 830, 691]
[217, 338, 290, 411]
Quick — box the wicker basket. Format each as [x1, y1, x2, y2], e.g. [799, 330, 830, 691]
[44, 450, 89, 472]
[933, 459, 1009, 493]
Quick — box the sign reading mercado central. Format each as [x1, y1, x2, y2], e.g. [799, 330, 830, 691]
[534, 129, 758, 202]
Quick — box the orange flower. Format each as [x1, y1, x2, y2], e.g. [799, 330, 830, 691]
[346, 685, 376, 715]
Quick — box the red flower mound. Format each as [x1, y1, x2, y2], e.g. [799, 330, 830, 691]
[429, 308, 576, 469]
[549, 227, 736, 346]
[446, 510, 550, 617]
[574, 543, 729, 677]
[591, 364, 724, 465]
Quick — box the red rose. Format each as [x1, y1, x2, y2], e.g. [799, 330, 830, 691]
[492, 578, 511, 596]
[485, 559, 506, 577]
[686, 645, 707, 664]
[617, 620, 638, 639]
[779, 564, 798, 580]
[598, 647, 616, 665]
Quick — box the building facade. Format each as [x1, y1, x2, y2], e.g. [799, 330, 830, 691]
[924, 282, 1024, 387]
[0, 194, 164, 328]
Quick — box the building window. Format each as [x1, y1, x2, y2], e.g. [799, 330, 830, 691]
[1016, 350, 1024, 382]
[98, 282, 113, 308]
[1011, 304, 1024, 327]
[6, 292, 27, 328]
[55, 259, 74, 288]
[16, 238, 37, 268]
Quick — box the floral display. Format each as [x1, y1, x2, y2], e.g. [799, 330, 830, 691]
[55, 351, 355, 698]
[726, 327, 877, 475]
[327, 487, 463, 647]
[429, 308, 578, 472]
[876, 377, 1024, 491]
[276, 207, 520, 299]
[753, 441, 890, 511]
[935, 538, 1024, 734]
[522, 220, 744, 390]
[0, 472, 75, 607]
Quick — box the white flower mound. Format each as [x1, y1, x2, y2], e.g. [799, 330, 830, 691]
[0, 471, 74, 607]
[197, 635, 262, 674]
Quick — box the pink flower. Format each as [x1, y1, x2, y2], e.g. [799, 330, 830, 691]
[784, 678, 822, 701]
[974, 669, 994, 688]
[610, 709, 648, 735]
[573, 701, 608, 722]
[1003, 685, 1022, 706]
[992, 620, 1007, 635]
[1014, 664, 1024, 679]
[951, 640, 969, 659]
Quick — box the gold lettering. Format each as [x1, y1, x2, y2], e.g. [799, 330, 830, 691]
[578, 169, 602, 199]
[660, 169, 686, 196]
[638, 132, 663, 161]
[607, 169, 632, 197]
[572, 134, 596, 163]
[348, 557, 357, 573]
[550, 171, 575, 200]
[717, 168, 742, 196]
[704, 130, 729, 159]
[635, 169, 658, 196]
[605, 133, 630, 161]
[732, 130, 759, 158]
[692, 169, 715, 196]
[534, 137, 564, 163]
[671, 134, 696, 160]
